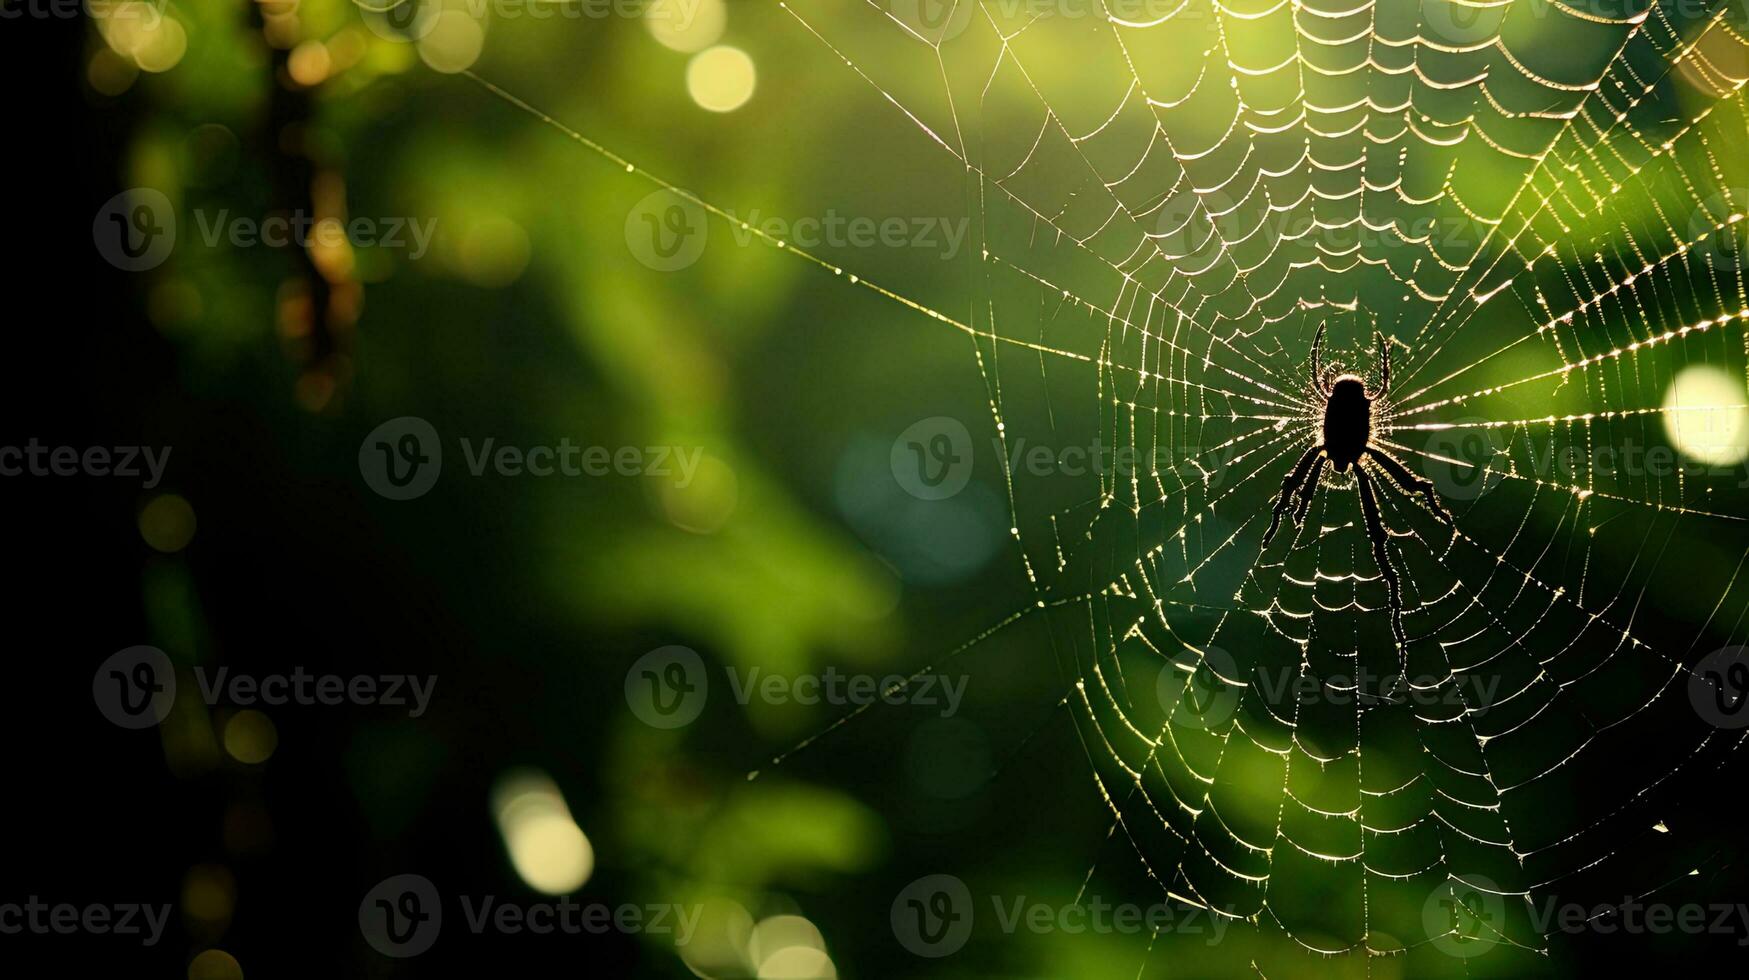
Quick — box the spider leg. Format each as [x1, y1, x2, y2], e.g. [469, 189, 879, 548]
[1311, 324, 1329, 398]
[1364, 447, 1451, 524]
[1291, 452, 1325, 529]
[1374, 331, 1390, 400]
[1263, 445, 1324, 547]
[1354, 464, 1408, 647]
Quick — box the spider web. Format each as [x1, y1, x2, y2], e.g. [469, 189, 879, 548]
[458, 0, 1749, 972]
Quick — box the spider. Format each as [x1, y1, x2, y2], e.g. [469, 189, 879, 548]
[1261, 325, 1451, 645]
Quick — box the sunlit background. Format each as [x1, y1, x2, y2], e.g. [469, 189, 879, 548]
[19, 0, 1749, 977]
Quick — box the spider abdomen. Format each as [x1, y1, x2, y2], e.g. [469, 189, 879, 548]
[1321, 376, 1370, 471]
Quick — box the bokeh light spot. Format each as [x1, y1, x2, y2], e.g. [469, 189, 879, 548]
[687, 46, 756, 113]
[646, 0, 725, 53]
[748, 914, 826, 968]
[132, 17, 188, 73]
[223, 710, 279, 765]
[182, 864, 237, 934]
[287, 41, 333, 87]
[491, 769, 594, 894]
[187, 949, 243, 980]
[452, 216, 531, 287]
[677, 897, 755, 977]
[1662, 364, 1749, 466]
[140, 494, 197, 553]
[658, 453, 738, 534]
[88, 47, 138, 96]
[417, 11, 484, 74]
[756, 945, 836, 980]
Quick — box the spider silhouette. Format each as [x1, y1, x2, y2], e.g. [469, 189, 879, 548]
[1262, 326, 1451, 645]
